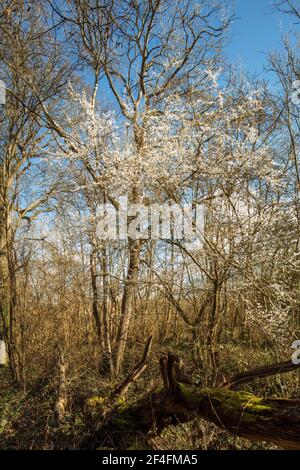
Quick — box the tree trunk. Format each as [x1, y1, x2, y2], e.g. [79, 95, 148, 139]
[90, 248, 103, 348]
[100, 243, 114, 376]
[54, 351, 67, 422]
[114, 239, 141, 375]
[0, 214, 21, 382]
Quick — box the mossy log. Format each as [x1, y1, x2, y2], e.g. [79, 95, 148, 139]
[85, 355, 300, 450]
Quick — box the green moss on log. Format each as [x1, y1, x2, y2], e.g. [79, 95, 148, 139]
[178, 384, 273, 424]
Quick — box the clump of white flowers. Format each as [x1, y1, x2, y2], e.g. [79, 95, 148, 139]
[59, 75, 276, 208]
[246, 302, 291, 346]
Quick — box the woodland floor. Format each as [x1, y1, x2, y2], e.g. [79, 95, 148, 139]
[0, 342, 298, 450]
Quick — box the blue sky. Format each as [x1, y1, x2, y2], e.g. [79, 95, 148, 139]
[89, 1, 297, 106]
[226, 0, 295, 77]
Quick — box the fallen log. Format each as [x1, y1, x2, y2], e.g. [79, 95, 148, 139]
[84, 354, 300, 450]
